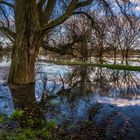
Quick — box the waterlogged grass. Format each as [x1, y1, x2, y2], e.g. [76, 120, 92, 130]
[11, 110, 24, 120]
[0, 114, 7, 123]
[0, 110, 57, 140]
[96, 64, 140, 71]
[0, 127, 52, 140]
[48, 60, 140, 72]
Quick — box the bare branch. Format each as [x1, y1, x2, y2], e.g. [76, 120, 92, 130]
[75, 0, 93, 9]
[0, 26, 15, 42]
[72, 11, 102, 32]
[115, 0, 133, 27]
[41, 0, 78, 31]
[37, 0, 46, 23]
[41, 0, 93, 31]
[44, 0, 56, 23]
[0, 0, 15, 9]
[41, 42, 75, 56]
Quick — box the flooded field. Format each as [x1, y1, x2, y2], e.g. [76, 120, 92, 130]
[0, 53, 140, 139]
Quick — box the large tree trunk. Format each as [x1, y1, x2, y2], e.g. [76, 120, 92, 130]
[8, 0, 40, 85]
[8, 43, 39, 84]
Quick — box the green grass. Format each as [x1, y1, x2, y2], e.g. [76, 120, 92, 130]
[0, 114, 7, 124]
[96, 64, 140, 71]
[47, 60, 140, 72]
[0, 127, 52, 140]
[0, 111, 57, 140]
[11, 110, 24, 120]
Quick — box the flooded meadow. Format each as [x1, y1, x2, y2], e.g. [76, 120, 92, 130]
[0, 53, 140, 139]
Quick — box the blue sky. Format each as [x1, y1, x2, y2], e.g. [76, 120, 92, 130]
[130, 0, 140, 16]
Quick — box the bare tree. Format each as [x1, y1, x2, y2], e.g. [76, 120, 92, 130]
[0, 0, 136, 85]
[0, 0, 93, 85]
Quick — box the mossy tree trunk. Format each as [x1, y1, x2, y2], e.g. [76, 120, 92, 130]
[8, 0, 41, 84]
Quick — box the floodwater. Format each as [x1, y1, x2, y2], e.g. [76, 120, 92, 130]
[0, 53, 140, 139]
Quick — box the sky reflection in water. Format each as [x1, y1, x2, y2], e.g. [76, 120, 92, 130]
[35, 62, 140, 124]
[0, 54, 140, 125]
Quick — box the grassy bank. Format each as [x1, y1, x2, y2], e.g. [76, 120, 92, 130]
[44, 60, 140, 72]
[0, 110, 57, 140]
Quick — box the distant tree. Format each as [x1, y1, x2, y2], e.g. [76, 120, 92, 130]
[117, 16, 140, 61]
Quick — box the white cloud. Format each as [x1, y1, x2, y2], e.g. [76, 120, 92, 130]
[135, 6, 140, 11]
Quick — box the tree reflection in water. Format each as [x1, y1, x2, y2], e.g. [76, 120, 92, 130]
[1, 61, 140, 126]
[36, 64, 140, 99]
[0, 54, 140, 139]
[10, 84, 45, 128]
[35, 64, 140, 124]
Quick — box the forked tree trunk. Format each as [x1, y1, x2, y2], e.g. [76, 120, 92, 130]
[8, 0, 40, 85]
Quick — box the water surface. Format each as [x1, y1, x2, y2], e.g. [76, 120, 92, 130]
[0, 53, 140, 138]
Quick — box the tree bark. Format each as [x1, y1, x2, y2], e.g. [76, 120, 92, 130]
[8, 43, 39, 84]
[8, 0, 40, 85]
